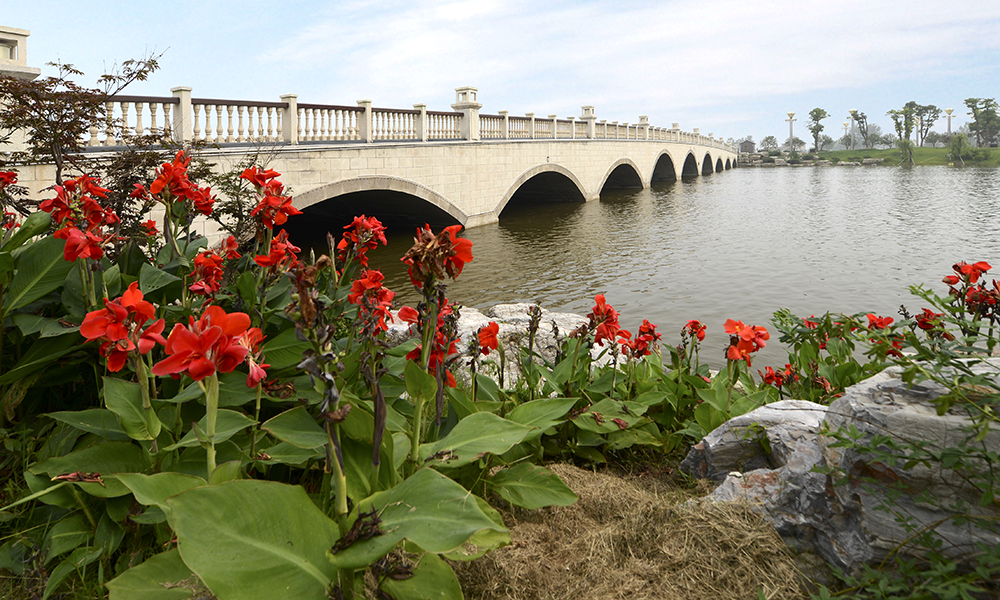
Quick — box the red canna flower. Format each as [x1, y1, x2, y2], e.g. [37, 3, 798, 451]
[237, 327, 269, 387]
[337, 215, 388, 267]
[240, 166, 281, 189]
[866, 314, 894, 330]
[724, 318, 768, 366]
[219, 235, 241, 259]
[625, 319, 661, 358]
[254, 230, 300, 270]
[152, 305, 251, 381]
[189, 250, 225, 296]
[684, 319, 706, 342]
[250, 182, 301, 229]
[478, 321, 500, 355]
[803, 315, 818, 329]
[953, 261, 992, 284]
[0, 171, 16, 188]
[348, 269, 396, 333]
[588, 294, 621, 344]
[141, 220, 158, 237]
[150, 150, 193, 199]
[54, 226, 105, 262]
[80, 282, 164, 372]
[943, 275, 960, 286]
[2, 211, 19, 231]
[758, 366, 786, 387]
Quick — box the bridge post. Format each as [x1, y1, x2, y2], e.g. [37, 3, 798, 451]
[526, 113, 535, 139]
[548, 115, 557, 139]
[280, 94, 298, 144]
[600, 119, 607, 139]
[581, 106, 596, 139]
[498, 110, 509, 139]
[451, 87, 481, 141]
[413, 104, 427, 141]
[567, 116, 575, 139]
[639, 116, 650, 140]
[357, 100, 373, 142]
[171, 87, 193, 143]
[671, 123, 680, 142]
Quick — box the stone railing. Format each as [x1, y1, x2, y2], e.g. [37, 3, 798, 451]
[79, 86, 736, 153]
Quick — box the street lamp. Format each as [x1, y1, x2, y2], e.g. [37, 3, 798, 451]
[848, 109, 858, 151]
[843, 121, 849, 147]
[945, 108, 954, 135]
[786, 112, 796, 153]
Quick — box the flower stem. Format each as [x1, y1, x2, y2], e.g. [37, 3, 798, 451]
[408, 394, 425, 477]
[202, 373, 220, 476]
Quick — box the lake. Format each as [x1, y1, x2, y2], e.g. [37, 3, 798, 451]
[357, 165, 1000, 370]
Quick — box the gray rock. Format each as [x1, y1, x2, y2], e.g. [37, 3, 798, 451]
[683, 361, 1000, 576]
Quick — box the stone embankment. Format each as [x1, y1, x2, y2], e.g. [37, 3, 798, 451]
[738, 153, 885, 167]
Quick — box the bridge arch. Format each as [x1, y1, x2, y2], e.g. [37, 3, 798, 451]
[715, 157, 724, 173]
[293, 176, 468, 225]
[724, 158, 731, 170]
[495, 163, 590, 219]
[681, 152, 699, 178]
[651, 150, 679, 182]
[599, 158, 644, 192]
[701, 153, 714, 175]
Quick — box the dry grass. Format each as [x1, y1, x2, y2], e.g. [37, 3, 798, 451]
[453, 463, 807, 600]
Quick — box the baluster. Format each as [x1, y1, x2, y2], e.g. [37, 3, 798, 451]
[297, 108, 305, 141]
[277, 110, 283, 142]
[266, 107, 274, 142]
[214, 105, 223, 143]
[133, 102, 144, 137]
[117, 101, 130, 144]
[255, 107, 264, 141]
[301, 108, 310, 141]
[88, 122, 99, 147]
[318, 109, 326, 141]
[163, 103, 172, 137]
[206, 105, 217, 142]
[103, 101, 114, 145]
[193, 104, 202, 141]
[235, 106, 245, 142]
[226, 105, 235, 143]
[149, 102, 159, 136]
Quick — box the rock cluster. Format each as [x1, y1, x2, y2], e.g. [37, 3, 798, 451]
[682, 361, 1000, 576]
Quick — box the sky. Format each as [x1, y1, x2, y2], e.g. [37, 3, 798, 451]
[4, 0, 999, 145]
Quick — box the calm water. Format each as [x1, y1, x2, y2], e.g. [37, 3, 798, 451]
[359, 166, 1000, 370]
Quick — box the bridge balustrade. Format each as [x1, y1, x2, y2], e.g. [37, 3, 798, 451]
[74, 85, 736, 153]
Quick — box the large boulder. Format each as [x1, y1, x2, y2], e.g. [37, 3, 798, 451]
[682, 361, 1000, 575]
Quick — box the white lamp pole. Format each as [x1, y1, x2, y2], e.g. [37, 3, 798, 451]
[849, 110, 858, 150]
[786, 112, 796, 153]
[945, 108, 954, 135]
[843, 121, 849, 147]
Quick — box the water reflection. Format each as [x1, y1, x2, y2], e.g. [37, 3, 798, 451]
[328, 167, 1000, 370]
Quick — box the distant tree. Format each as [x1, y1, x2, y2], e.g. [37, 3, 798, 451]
[760, 135, 778, 151]
[807, 108, 829, 155]
[948, 133, 972, 165]
[912, 104, 941, 146]
[818, 134, 834, 151]
[876, 133, 898, 149]
[784, 136, 806, 151]
[924, 131, 945, 147]
[851, 112, 872, 148]
[964, 98, 999, 147]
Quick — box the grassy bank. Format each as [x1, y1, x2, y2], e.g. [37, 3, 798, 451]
[816, 146, 1000, 166]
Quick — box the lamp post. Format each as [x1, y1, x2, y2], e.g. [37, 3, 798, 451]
[786, 112, 796, 153]
[945, 108, 954, 136]
[843, 121, 849, 147]
[849, 109, 858, 151]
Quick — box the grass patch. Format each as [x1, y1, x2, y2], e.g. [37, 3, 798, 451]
[818, 147, 1000, 166]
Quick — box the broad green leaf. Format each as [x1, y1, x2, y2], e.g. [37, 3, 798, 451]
[39, 318, 79, 338]
[0, 250, 11, 278]
[473, 372, 500, 403]
[11, 313, 51, 335]
[209, 460, 244, 485]
[1, 211, 50, 251]
[95, 512, 125, 556]
[104, 377, 162, 441]
[328, 468, 507, 570]
[405, 359, 438, 404]
[0, 334, 79, 385]
[42, 546, 102, 600]
[10, 477, 73, 510]
[255, 442, 323, 466]
[695, 403, 726, 435]
[168, 480, 340, 600]
[418, 412, 532, 468]
[43, 514, 91, 565]
[3, 235, 75, 317]
[570, 398, 648, 434]
[262, 406, 327, 449]
[488, 463, 578, 509]
[507, 396, 578, 438]
[606, 428, 662, 450]
[104, 263, 122, 298]
[217, 370, 258, 407]
[262, 327, 310, 370]
[139, 262, 181, 293]
[118, 473, 207, 514]
[342, 434, 397, 500]
[106, 548, 199, 600]
[380, 552, 462, 600]
[164, 410, 255, 451]
[46, 409, 130, 441]
[440, 495, 510, 561]
[29, 441, 151, 498]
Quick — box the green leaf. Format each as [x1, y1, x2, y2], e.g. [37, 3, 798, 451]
[164, 410, 255, 451]
[405, 359, 438, 404]
[328, 469, 507, 570]
[419, 412, 532, 468]
[167, 480, 340, 600]
[106, 548, 199, 600]
[42, 546, 102, 600]
[695, 403, 726, 435]
[118, 472, 207, 514]
[570, 398, 648, 434]
[488, 463, 578, 509]
[104, 377, 162, 441]
[3, 235, 75, 317]
[43, 514, 91, 565]
[0, 334, 79, 385]
[209, 460, 244, 485]
[29, 441, 151, 498]
[439, 495, 510, 561]
[1, 211, 50, 251]
[261, 406, 327, 449]
[139, 262, 181, 294]
[104, 263, 123, 298]
[262, 327, 309, 370]
[46, 409, 130, 441]
[255, 442, 323, 466]
[380, 552, 463, 600]
[506, 396, 578, 435]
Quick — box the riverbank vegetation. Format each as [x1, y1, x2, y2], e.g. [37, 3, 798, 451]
[1, 156, 999, 599]
[817, 146, 998, 166]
